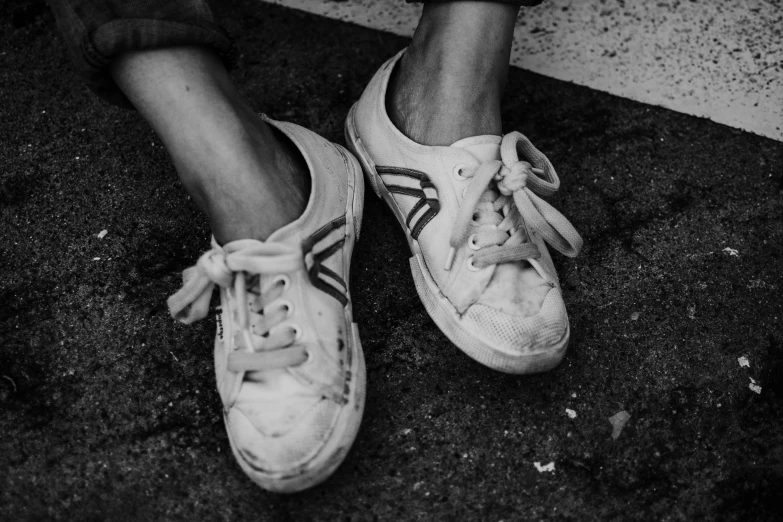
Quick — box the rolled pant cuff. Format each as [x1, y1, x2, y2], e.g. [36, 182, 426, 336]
[84, 19, 235, 108]
[50, 0, 236, 109]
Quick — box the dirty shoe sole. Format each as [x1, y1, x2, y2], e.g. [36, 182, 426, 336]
[345, 104, 568, 374]
[226, 144, 367, 492]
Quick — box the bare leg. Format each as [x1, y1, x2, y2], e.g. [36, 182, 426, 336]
[110, 47, 309, 244]
[387, 1, 520, 146]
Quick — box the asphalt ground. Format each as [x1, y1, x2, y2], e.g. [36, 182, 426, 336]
[1, 1, 782, 520]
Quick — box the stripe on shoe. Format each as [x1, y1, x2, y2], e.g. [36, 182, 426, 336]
[377, 166, 440, 240]
[302, 216, 348, 306]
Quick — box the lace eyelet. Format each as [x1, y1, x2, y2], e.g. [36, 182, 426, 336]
[468, 234, 480, 251]
[453, 164, 468, 180]
[279, 300, 294, 316]
[273, 275, 291, 291]
[291, 324, 303, 341]
[467, 256, 482, 272]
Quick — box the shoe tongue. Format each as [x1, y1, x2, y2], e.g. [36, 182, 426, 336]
[450, 135, 502, 163]
[454, 135, 532, 246]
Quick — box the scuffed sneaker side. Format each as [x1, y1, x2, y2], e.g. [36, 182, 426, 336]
[346, 51, 581, 374]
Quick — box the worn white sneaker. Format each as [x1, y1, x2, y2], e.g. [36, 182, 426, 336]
[346, 50, 582, 374]
[167, 116, 365, 493]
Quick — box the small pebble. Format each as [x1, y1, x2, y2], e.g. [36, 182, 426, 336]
[534, 461, 555, 473]
[609, 410, 631, 440]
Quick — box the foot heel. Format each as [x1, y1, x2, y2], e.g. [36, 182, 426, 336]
[334, 143, 365, 242]
[344, 104, 381, 199]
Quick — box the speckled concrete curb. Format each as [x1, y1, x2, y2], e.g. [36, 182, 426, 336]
[265, 0, 783, 142]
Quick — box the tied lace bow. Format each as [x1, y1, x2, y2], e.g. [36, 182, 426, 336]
[444, 132, 583, 271]
[167, 241, 309, 373]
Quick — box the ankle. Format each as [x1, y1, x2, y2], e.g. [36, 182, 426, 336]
[386, 48, 504, 146]
[385, 2, 518, 145]
[179, 118, 310, 244]
[111, 47, 310, 244]
[404, 27, 509, 93]
[411, 1, 517, 78]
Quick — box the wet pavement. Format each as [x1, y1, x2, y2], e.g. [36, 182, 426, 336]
[1, 1, 782, 520]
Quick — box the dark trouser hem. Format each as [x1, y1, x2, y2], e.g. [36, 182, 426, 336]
[50, 0, 541, 108]
[49, 0, 235, 109]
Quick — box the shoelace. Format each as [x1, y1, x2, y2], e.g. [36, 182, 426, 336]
[167, 241, 309, 373]
[444, 131, 583, 271]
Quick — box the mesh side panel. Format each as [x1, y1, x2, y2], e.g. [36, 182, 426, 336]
[464, 289, 567, 355]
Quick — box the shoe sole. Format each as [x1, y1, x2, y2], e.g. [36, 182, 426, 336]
[345, 103, 568, 374]
[225, 143, 367, 493]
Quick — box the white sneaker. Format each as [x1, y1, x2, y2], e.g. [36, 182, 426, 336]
[167, 116, 365, 492]
[346, 50, 582, 374]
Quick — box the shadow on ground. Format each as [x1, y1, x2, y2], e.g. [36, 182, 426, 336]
[1, 1, 782, 520]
